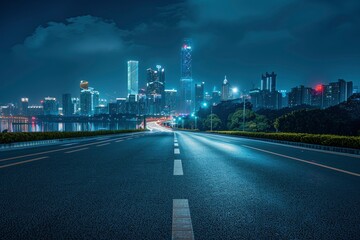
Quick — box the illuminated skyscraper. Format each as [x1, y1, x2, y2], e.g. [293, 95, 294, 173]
[221, 76, 230, 101]
[80, 89, 93, 116]
[195, 82, 204, 111]
[180, 38, 193, 114]
[127, 60, 139, 98]
[79, 81, 100, 116]
[261, 72, 277, 92]
[43, 97, 58, 115]
[146, 66, 165, 115]
[165, 89, 177, 114]
[20, 98, 29, 116]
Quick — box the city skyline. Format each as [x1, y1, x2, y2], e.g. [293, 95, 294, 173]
[1, 0, 360, 103]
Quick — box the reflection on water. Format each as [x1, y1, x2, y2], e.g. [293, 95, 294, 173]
[0, 119, 139, 132]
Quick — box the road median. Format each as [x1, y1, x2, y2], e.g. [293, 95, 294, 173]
[211, 131, 360, 154]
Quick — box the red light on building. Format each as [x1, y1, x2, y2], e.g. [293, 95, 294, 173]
[315, 84, 323, 92]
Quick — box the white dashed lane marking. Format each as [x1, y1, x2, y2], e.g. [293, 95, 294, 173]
[173, 159, 184, 176]
[174, 148, 180, 154]
[172, 199, 195, 240]
[96, 143, 110, 147]
[0, 157, 49, 169]
[65, 148, 89, 154]
[242, 145, 360, 177]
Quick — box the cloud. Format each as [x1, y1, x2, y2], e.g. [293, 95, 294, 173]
[13, 15, 129, 58]
[0, 15, 135, 102]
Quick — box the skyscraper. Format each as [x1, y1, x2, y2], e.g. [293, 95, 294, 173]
[80, 89, 93, 116]
[288, 85, 314, 107]
[127, 60, 139, 98]
[179, 38, 193, 114]
[195, 82, 204, 111]
[261, 72, 277, 92]
[221, 76, 230, 101]
[146, 66, 165, 115]
[62, 93, 73, 116]
[165, 89, 177, 115]
[43, 97, 58, 115]
[20, 98, 29, 116]
[79, 80, 100, 116]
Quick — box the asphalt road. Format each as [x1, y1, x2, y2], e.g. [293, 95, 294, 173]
[0, 125, 359, 239]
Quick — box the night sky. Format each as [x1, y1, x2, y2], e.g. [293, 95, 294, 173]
[0, 0, 359, 103]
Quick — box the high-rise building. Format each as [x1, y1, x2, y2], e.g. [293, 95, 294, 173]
[261, 72, 277, 92]
[179, 38, 193, 114]
[321, 79, 354, 107]
[279, 90, 288, 108]
[28, 105, 44, 116]
[249, 72, 281, 110]
[71, 98, 80, 114]
[43, 97, 58, 115]
[79, 81, 100, 116]
[62, 93, 73, 116]
[20, 98, 29, 116]
[195, 82, 204, 111]
[221, 76, 230, 101]
[93, 90, 100, 110]
[288, 85, 314, 107]
[127, 60, 139, 98]
[116, 98, 127, 114]
[127, 94, 138, 114]
[165, 89, 177, 115]
[147, 66, 165, 115]
[80, 89, 93, 116]
[108, 102, 118, 115]
[212, 90, 221, 105]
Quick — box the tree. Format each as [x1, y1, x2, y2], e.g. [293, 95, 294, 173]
[203, 114, 222, 130]
[228, 109, 270, 131]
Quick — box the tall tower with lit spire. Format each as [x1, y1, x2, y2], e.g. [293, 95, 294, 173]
[221, 75, 230, 101]
[179, 38, 193, 114]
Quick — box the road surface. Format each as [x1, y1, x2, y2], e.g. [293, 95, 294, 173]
[0, 127, 359, 239]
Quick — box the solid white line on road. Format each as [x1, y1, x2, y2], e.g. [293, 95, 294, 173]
[0, 138, 121, 163]
[65, 148, 89, 154]
[0, 156, 49, 169]
[174, 143, 179, 147]
[96, 143, 110, 147]
[200, 133, 360, 159]
[115, 140, 124, 142]
[242, 145, 360, 177]
[173, 159, 183, 176]
[61, 143, 78, 147]
[172, 199, 194, 240]
[174, 148, 180, 154]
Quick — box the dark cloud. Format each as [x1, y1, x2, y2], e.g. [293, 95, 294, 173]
[0, 0, 359, 103]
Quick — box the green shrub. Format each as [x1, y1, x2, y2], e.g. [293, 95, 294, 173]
[0, 129, 145, 144]
[212, 131, 360, 149]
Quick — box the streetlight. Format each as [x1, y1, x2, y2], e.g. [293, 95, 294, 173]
[241, 94, 249, 132]
[191, 113, 198, 130]
[203, 102, 213, 131]
[232, 87, 238, 99]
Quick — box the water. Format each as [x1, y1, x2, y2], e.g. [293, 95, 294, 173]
[0, 119, 140, 133]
